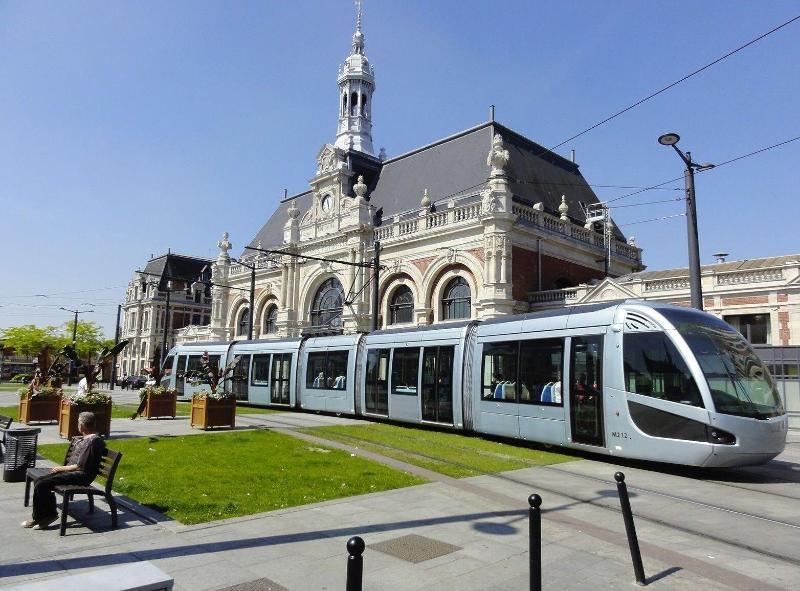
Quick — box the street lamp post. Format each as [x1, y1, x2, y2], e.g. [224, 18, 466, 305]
[658, 133, 715, 311]
[231, 258, 257, 340]
[161, 281, 173, 365]
[59, 307, 94, 385]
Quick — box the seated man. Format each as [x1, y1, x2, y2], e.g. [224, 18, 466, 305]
[22, 411, 106, 530]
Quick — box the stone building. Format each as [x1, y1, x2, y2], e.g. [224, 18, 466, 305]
[529, 254, 800, 346]
[119, 252, 212, 376]
[179, 10, 642, 344]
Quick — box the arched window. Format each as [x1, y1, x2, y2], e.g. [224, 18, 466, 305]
[140, 341, 147, 358]
[350, 92, 358, 115]
[237, 308, 250, 337]
[263, 304, 278, 334]
[389, 285, 413, 325]
[442, 277, 471, 320]
[342, 93, 347, 116]
[311, 278, 344, 328]
[361, 93, 368, 117]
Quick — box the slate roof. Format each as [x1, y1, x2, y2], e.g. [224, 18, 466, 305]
[617, 254, 800, 282]
[141, 253, 213, 291]
[246, 120, 621, 252]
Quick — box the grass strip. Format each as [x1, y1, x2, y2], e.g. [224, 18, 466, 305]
[38, 430, 425, 524]
[297, 422, 576, 478]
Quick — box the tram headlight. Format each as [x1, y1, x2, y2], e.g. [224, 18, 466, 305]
[706, 427, 736, 445]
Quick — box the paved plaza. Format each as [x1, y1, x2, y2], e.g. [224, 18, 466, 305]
[1, 391, 798, 590]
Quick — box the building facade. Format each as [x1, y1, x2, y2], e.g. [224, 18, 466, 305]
[119, 253, 212, 377]
[178, 12, 642, 344]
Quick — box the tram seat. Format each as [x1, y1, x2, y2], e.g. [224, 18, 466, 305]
[313, 373, 324, 388]
[519, 384, 531, 401]
[333, 376, 346, 389]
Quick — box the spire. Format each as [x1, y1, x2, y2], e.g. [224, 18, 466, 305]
[352, 0, 364, 54]
[335, 0, 375, 155]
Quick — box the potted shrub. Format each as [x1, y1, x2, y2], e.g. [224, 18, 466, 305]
[190, 351, 240, 430]
[18, 384, 62, 424]
[137, 385, 178, 419]
[59, 390, 112, 439]
[57, 341, 128, 439]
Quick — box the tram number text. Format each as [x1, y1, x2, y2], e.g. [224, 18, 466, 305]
[611, 431, 630, 439]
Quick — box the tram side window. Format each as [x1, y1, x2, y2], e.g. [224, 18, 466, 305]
[327, 351, 349, 390]
[251, 354, 270, 386]
[391, 348, 420, 395]
[482, 342, 518, 402]
[623, 333, 704, 407]
[306, 351, 349, 390]
[519, 339, 563, 405]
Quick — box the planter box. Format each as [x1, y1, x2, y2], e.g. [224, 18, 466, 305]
[143, 392, 177, 419]
[191, 397, 236, 430]
[19, 394, 62, 424]
[58, 399, 112, 439]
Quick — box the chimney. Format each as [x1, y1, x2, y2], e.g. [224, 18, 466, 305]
[570, 149, 576, 163]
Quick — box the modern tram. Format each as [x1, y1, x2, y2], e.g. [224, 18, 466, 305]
[160, 301, 788, 467]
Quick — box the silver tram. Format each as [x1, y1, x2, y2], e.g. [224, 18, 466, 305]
[160, 301, 787, 467]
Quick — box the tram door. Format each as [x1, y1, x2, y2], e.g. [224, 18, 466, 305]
[231, 354, 251, 401]
[365, 349, 389, 415]
[175, 355, 188, 397]
[422, 346, 454, 424]
[569, 336, 604, 447]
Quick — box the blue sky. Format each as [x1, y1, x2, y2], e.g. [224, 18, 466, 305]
[1, 1, 798, 336]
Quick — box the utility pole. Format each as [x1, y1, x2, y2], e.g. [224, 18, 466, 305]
[161, 281, 173, 365]
[59, 307, 93, 385]
[110, 304, 121, 390]
[371, 241, 380, 331]
[658, 133, 715, 311]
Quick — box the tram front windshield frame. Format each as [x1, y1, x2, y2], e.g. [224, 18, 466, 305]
[661, 308, 784, 419]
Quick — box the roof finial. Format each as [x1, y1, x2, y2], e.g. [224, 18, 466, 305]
[352, 0, 365, 53]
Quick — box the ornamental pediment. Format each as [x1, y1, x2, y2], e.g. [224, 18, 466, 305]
[578, 278, 637, 304]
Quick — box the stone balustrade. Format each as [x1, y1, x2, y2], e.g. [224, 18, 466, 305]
[643, 278, 690, 292]
[528, 288, 579, 304]
[716, 269, 784, 285]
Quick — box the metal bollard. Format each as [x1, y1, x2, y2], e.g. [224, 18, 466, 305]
[528, 494, 542, 591]
[614, 472, 647, 586]
[346, 536, 365, 591]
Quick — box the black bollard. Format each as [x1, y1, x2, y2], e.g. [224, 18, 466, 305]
[614, 472, 647, 586]
[528, 494, 542, 591]
[346, 536, 365, 591]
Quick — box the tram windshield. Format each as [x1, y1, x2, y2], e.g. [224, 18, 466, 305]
[662, 308, 784, 419]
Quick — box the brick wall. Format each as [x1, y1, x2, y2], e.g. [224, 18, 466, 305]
[779, 311, 790, 345]
[721, 295, 769, 306]
[512, 246, 604, 301]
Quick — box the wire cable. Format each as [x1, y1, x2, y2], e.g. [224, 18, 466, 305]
[550, 14, 800, 150]
[617, 213, 686, 226]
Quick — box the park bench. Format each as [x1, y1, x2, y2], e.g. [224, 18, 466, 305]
[24, 437, 123, 536]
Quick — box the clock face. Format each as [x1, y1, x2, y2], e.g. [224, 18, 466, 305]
[321, 195, 332, 212]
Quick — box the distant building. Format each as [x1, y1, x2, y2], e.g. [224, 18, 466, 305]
[529, 254, 800, 346]
[119, 253, 212, 376]
[180, 8, 642, 344]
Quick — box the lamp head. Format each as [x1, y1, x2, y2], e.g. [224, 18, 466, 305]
[695, 163, 715, 171]
[658, 132, 681, 146]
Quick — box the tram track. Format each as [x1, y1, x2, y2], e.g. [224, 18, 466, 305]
[241, 414, 800, 570]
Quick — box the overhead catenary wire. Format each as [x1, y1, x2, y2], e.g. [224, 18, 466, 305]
[617, 213, 686, 226]
[549, 14, 800, 151]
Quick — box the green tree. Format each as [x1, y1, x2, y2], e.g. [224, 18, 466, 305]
[0, 324, 59, 357]
[53, 321, 110, 361]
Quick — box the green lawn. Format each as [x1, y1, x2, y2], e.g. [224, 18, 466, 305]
[38, 430, 425, 524]
[0, 405, 19, 419]
[297, 423, 576, 478]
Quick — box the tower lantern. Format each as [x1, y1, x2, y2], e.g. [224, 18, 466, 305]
[335, 0, 375, 155]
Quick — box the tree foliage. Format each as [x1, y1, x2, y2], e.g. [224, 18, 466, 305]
[2, 321, 112, 360]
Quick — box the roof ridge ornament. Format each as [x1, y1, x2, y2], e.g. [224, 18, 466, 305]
[559, 195, 569, 221]
[352, 0, 365, 54]
[353, 175, 368, 201]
